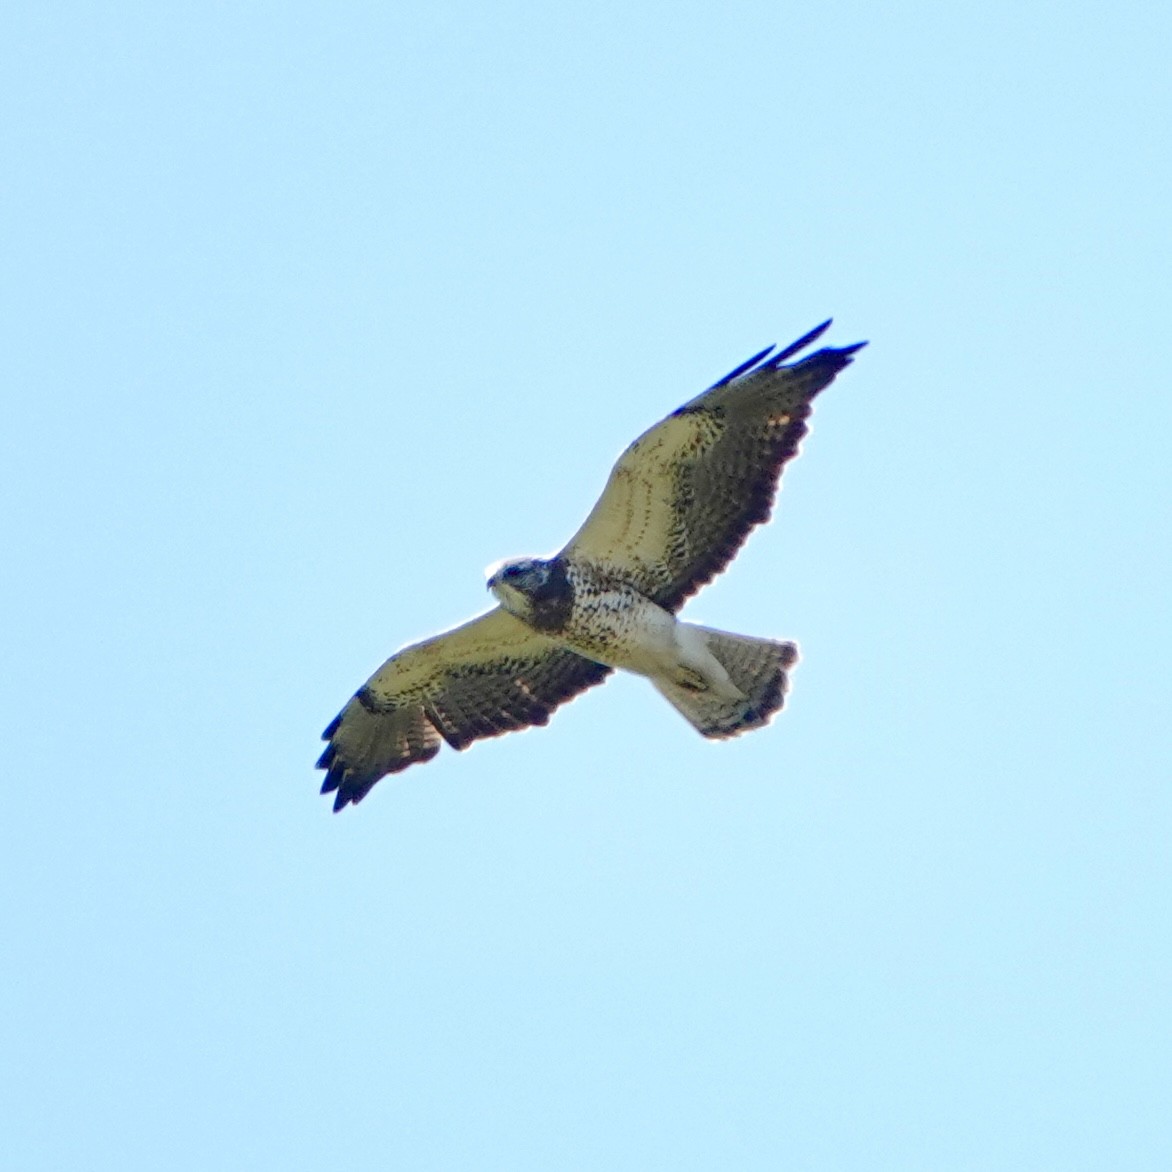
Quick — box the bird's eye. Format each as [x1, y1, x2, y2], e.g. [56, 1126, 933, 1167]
[503, 565, 520, 578]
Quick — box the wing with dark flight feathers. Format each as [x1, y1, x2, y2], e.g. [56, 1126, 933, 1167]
[317, 607, 612, 811]
[562, 321, 865, 611]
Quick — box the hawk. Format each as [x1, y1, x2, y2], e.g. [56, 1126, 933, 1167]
[317, 320, 864, 810]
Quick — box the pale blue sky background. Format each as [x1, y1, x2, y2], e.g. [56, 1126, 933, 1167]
[2, 2, 1170, 1168]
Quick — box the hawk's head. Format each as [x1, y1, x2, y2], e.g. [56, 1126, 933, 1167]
[487, 557, 573, 632]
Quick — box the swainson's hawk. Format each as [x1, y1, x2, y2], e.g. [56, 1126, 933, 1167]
[318, 321, 864, 810]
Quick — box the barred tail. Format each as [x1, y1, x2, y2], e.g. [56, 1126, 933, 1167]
[652, 628, 798, 738]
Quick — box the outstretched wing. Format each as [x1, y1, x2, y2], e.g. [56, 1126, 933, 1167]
[317, 607, 612, 811]
[562, 321, 864, 611]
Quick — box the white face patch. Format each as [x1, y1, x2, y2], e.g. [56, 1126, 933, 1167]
[488, 577, 532, 619]
[485, 557, 534, 617]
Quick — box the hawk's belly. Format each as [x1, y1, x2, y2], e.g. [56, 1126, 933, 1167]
[554, 581, 683, 679]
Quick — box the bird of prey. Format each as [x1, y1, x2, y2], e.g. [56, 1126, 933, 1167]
[317, 320, 864, 810]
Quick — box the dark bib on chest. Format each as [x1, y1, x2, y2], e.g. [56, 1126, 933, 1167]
[527, 560, 575, 633]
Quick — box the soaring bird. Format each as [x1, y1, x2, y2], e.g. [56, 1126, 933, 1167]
[317, 320, 864, 810]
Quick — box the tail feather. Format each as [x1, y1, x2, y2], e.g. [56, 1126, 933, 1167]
[653, 627, 798, 738]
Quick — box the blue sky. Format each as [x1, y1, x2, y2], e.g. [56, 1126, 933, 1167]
[3, 2, 1170, 1168]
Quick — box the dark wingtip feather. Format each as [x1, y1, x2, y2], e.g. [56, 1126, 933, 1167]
[320, 764, 345, 795]
[795, 339, 868, 400]
[708, 344, 776, 389]
[707, 321, 848, 391]
[329, 773, 371, 812]
[771, 319, 833, 366]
